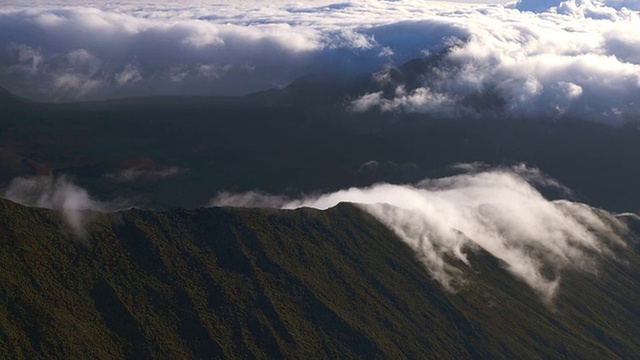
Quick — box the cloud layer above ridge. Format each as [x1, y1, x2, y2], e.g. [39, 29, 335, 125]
[210, 165, 628, 301]
[0, 0, 639, 122]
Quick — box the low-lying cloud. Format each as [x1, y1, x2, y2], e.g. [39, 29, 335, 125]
[0, 0, 638, 123]
[2, 175, 122, 238]
[105, 166, 187, 182]
[209, 166, 627, 301]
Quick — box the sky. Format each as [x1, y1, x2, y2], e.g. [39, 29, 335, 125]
[0, 0, 639, 122]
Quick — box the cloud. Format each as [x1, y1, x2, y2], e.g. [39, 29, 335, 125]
[351, 1, 640, 123]
[0, 5, 329, 100]
[211, 191, 292, 209]
[351, 87, 465, 116]
[2, 175, 123, 238]
[512, 0, 640, 13]
[105, 166, 187, 182]
[209, 165, 626, 301]
[114, 63, 142, 86]
[0, 1, 638, 122]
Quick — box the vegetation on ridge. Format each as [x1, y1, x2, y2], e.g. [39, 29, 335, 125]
[0, 199, 639, 359]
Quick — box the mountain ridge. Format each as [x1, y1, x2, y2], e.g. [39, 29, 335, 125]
[1, 198, 639, 358]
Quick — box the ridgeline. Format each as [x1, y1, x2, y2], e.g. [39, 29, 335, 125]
[0, 199, 639, 359]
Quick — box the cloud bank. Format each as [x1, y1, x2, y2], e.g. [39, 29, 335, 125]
[351, 0, 640, 123]
[0, 0, 638, 122]
[2, 175, 121, 238]
[210, 166, 627, 301]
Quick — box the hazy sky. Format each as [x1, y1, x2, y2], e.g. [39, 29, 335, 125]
[0, 0, 639, 122]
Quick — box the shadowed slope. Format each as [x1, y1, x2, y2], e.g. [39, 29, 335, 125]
[0, 199, 638, 358]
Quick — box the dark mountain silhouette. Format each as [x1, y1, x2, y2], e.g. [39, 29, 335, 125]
[0, 86, 17, 101]
[0, 86, 27, 109]
[2, 78, 640, 211]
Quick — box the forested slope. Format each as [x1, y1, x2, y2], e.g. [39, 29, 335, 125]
[0, 199, 639, 359]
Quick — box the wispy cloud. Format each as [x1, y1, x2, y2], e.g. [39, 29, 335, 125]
[211, 190, 292, 209]
[105, 166, 187, 182]
[2, 175, 125, 238]
[209, 165, 626, 301]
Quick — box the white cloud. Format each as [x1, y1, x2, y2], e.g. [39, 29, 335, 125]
[0, 0, 638, 122]
[53, 73, 103, 97]
[209, 165, 627, 301]
[353, 87, 462, 115]
[350, 91, 385, 112]
[350, 1, 640, 122]
[210, 191, 292, 209]
[11, 44, 43, 74]
[115, 63, 142, 86]
[2, 175, 124, 238]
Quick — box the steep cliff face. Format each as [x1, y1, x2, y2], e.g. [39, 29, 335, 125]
[0, 199, 638, 359]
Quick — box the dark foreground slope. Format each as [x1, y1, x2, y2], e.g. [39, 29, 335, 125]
[0, 199, 639, 359]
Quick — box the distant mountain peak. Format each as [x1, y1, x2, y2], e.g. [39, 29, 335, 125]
[0, 86, 23, 106]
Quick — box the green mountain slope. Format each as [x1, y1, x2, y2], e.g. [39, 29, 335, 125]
[0, 199, 639, 359]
